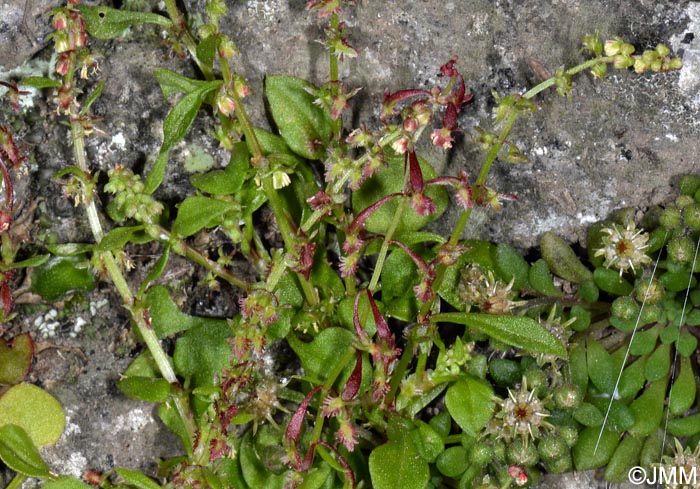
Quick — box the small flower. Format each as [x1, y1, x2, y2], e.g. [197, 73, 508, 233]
[497, 379, 553, 443]
[335, 419, 359, 452]
[321, 395, 345, 417]
[410, 192, 436, 216]
[508, 465, 528, 486]
[430, 127, 454, 149]
[594, 221, 651, 277]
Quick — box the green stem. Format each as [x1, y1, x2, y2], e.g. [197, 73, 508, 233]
[386, 338, 414, 402]
[162, 0, 213, 80]
[156, 226, 249, 289]
[368, 195, 408, 292]
[309, 346, 355, 444]
[62, 46, 194, 441]
[329, 13, 342, 141]
[6, 474, 26, 489]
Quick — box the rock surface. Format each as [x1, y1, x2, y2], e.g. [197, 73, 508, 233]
[0, 0, 697, 487]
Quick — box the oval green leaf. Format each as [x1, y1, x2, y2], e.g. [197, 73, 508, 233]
[0, 384, 65, 447]
[445, 377, 494, 437]
[265, 75, 332, 160]
[0, 424, 50, 478]
[369, 434, 429, 489]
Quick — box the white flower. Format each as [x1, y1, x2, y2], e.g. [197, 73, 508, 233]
[594, 221, 651, 276]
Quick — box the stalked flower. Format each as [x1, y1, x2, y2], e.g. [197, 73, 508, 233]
[594, 221, 651, 277]
[430, 127, 454, 149]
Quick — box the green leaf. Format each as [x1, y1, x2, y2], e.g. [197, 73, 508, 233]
[645, 343, 671, 381]
[669, 356, 696, 416]
[629, 326, 660, 356]
[573, 403, 603, 427]
[137, 245, 170, 298]
[43, 475, 94, 489]
[145, 285, 229, 338]
[593, 268, 633, 295]
[191, 142, 250, 195]
[158, 399, 193, 457]
[117, 377, 171, 403]
[161, 81, 222, 153]
[45, 243, 94, 256]
[492, 242, 530, 290]
[154, 69, 212, 99]
[572, 426, 618, 470]
[381, 247, 419, 301]
[540, 231, 592, 284]
[668, 414, 700, 437]
[677, 330, 698, 357]
[568, 343, 588, 395]
[617, 356, 647, 399]
[95, 225, 145, 252]
[0, 384, 65, 447]
[196, 34, 220, 73]
[369, 432, 430, 489]
[1, 254, 50, 270]
[115, 468, 162, 489]
[0, 334, 34, 385]
[445, 377, 494, 436]
[20, 76, 61, 89]
[287, 328, 354, 382]
[30, 255, 95, 301]
[435, 445, 469, 478]
[352, 150, 448, 234]
[586, 338, 614, 394]
[0, 425, 50, 478]
[528, 259, 563, 297]
[173, 320, 233, 388]
[239, 431, 285, 489]
[76, 6, 171, 39]
[265, 75, 332, 159]
[144, 151, 169, 195]
[173, 196, 237, 237]
[603, 435, 642, 483]
[410, 419, 444, 463]
[434, 312, 567, 357]
[80, 79, 105, 116]
[629, 378, 667, 437]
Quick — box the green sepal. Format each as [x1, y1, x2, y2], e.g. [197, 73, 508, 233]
[0, 424, 50, 478]
[76, 5, 171, 39]
[265, 75, 332, 160]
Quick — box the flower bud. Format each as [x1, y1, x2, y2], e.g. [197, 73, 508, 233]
[215, 87, 236, 117]
[667, 235, 694, 264]
[218, 36, 238, 58]
[659, 206, 682, 229]
[553, 383, 582, 410]
[611, 296, 639, 321]
[537, 436, 568, 462]
[507, 438, 539, 466]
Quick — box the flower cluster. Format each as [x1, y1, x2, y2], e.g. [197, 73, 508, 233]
[594, 221, 651, 277]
